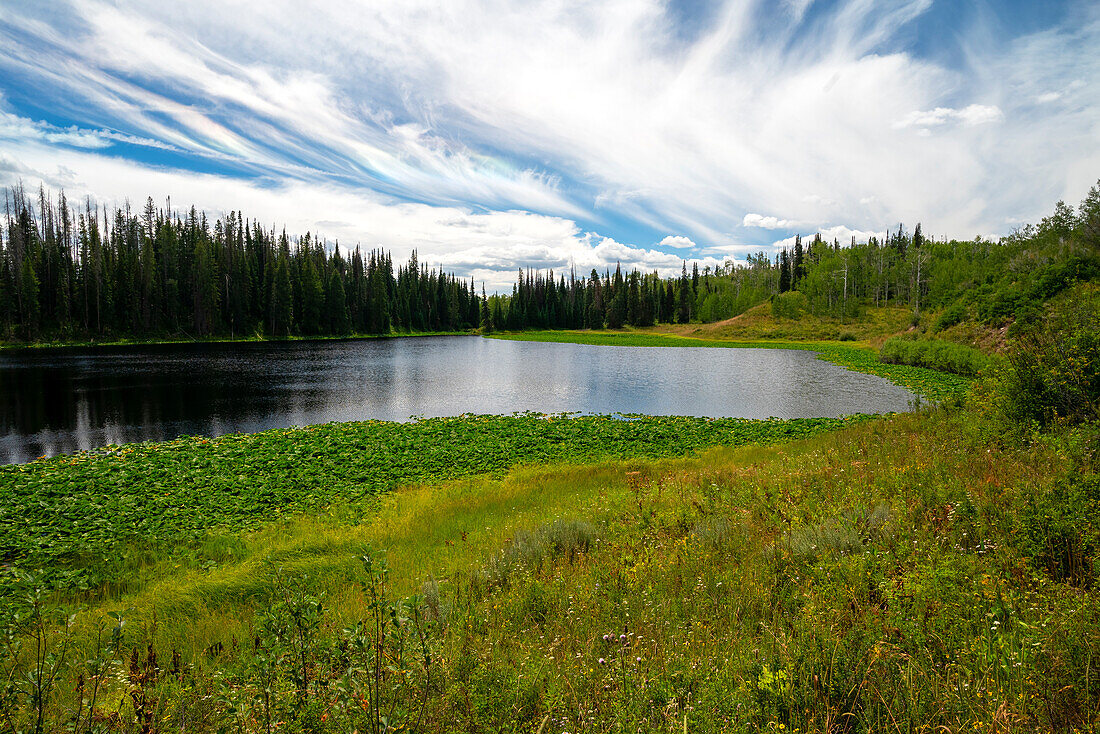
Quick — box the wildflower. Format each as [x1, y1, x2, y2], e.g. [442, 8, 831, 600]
[599, 658, 606, 665]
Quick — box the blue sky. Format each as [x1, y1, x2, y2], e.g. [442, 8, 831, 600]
[0, 0, 1097, 288]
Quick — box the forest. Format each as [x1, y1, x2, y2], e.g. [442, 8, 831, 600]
[2, 181, 1098, 343]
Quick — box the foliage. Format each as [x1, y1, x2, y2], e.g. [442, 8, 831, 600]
[0, 413, 871, 591]
[1018, 474, 1100, 587]
[8, 181, 1099, 345]
[4, 407, 1100, 731]
[0, 185, 480, 343]
[879, 335, 993, 377]
[769, 290, 806, 319]
[998, 283, 1100, 426]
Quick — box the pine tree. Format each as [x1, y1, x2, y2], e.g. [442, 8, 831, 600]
[299, 256, 323, 335]
[326, 268, 350, 334]
[779, 249, 791, 293]
[19, 255, 40, 338]
[480, 285, 493, 333]
[676, 262, 691, 323]
[272, 254, 293, 337]
[792, 236, 804, 287]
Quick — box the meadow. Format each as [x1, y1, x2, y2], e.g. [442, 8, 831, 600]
[3, 394, 1098, 733]
[0, 413, 872, 595]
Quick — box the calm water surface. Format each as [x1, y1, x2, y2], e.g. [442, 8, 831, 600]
[0, 336, 916, 464]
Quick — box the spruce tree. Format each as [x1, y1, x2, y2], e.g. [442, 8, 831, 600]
[676, 262, 691, 323]
[326, 268, 350, 334]
[272, 255, 293, 337]
[299, 256, 323, 335]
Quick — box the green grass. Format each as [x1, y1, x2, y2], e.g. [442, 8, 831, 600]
[5, 406, 1099, 732]
[0, 413, 871, 593]
[489, 330, 971, 402]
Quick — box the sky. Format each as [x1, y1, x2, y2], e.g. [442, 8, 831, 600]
[0, 0, 1097, 290]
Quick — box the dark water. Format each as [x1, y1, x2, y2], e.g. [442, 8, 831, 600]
[0, 336, 916, 464]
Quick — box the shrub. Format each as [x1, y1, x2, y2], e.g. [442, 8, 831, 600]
[931, 302, 966, 333]
[770, 291, 807, 320]
[999, 284, 1100, 426]
[879, 337, 991, 377]
[1019, 475, 1100, 587]
[480, 519, 597, 589]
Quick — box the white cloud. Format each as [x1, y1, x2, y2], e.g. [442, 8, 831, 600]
[893, 104, 1004, 130]
[0, 137, 698, 292]
[742, 213, 797, 230]
[1, 0, 1098, 255]
[770, 225, 886, 251]
[658, 235, 696, 249]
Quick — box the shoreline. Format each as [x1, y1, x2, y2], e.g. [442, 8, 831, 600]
[0, 328, 478, 352]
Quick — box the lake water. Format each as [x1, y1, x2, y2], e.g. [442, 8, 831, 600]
[0, 336, 916, 464]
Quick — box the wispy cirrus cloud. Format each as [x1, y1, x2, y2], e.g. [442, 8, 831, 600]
[0, 0, 1096, 281]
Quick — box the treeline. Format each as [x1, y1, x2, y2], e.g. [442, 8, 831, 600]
[3, 181, 1098, 342]
[768, 183, 1100, 327]
[0, 185, 480, 341]
[484, 253, 777, 332]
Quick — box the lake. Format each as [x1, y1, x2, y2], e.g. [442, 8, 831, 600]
[0, 336, 916, 464]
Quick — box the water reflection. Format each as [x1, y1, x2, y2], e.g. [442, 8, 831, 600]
[0, 336, 916, 463]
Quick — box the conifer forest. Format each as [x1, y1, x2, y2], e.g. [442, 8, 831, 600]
[3, 182, 1098, 344]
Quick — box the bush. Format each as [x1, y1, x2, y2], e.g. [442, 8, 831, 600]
[931, 302, 966, 333]
[879, 337, 991, 377]
[770, 291, 807, 320]
[1019, 475, 1100, 587]
[480, 519, 597, 589]
[999, 284, 1100, 426]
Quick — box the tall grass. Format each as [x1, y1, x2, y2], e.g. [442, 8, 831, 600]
[4, 402, 1099, 732]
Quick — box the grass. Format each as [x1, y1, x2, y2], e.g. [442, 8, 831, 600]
[0, 413, 871, 594]
[3, 307, 1097, 732]
[664, 301, 920, 344]
[4, 402, 1099, 732]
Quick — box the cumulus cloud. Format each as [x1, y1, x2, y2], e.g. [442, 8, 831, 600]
[742, 213, 798, 230]
[658, 235, 696, 249]
[770, 225, 886, 251]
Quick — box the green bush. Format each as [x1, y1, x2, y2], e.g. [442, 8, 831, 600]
[931, 302, 966, 333]
[770, 291, 807, 319]
[879, 337, 991, 377]
[999, 284, 1100, 426]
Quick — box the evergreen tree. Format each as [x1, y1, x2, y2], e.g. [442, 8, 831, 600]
[792, 235, 804, 287]
[272, 254, 293, 337]
[299, 256, 324, 335]
[325, 268, 350, 334]
[676, 262, 691, 323]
